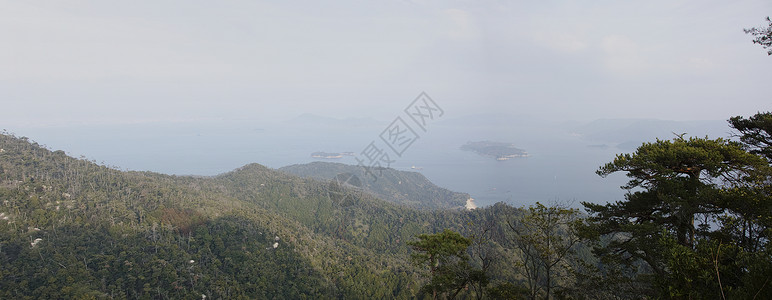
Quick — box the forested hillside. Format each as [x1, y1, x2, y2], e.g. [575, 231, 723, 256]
[0, 133, 424, 298]
[1, 111, 770, 299]
[279, 161, 468, 209]
[0, 132, 513, 298]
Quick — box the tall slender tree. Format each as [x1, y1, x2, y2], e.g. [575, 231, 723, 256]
[507, 202, 585, 300]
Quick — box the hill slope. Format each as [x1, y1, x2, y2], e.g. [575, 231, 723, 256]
[0, 133, 452, 298]
[1, 133, 527, 298]
[279, 161, 468, 209]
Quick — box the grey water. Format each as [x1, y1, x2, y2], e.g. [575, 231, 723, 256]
[4, 115, 729, 209]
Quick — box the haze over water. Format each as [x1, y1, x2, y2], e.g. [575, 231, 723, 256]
[5, 113, 732, 208]
[3, 1, 769, 209]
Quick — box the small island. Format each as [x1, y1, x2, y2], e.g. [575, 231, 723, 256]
[460, 141, 528, 161]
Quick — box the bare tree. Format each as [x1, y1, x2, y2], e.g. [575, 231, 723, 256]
[507, 201, 585, 300]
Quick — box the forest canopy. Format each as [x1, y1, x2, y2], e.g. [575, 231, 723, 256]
[0, 112, 770, 299]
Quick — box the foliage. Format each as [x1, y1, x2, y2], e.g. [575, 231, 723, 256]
[466, 209, 500, 300]
[0, 132, 527, 298]
[280, 161, 468, 209]
[486, 282, 530, 299]
[585, 131, 772, 297]
[744, 17, 772, 55]
[505, 202, 586, 299]
[408, 229, 474, 299]
[0, 133, 429, 298]
[0, 216, 332, 299]
[7, 109, 772, 299]
[730, 111, 772, 162]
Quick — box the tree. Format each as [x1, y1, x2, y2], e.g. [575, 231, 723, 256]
[730, 112, 772, 162]
[744, 17, 772, 55]
[408, 229, 473, 300]
[727, 113, 772, 254]
[724, 112, 772, 298]
[506, 202, 585, 300]
[467, 211, 497, 300]
[585, 135, 770, 297]
[726, 112, 772, 253]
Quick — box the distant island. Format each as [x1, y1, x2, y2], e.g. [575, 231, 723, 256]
[311, 151, 354, 159]
[460, 141, 528, 161]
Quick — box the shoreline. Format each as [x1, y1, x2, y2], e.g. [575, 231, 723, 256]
[465, 197, 477, 210]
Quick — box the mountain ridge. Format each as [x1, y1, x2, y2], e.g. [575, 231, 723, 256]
[279, 161, 469, 210]
[0, 133, 500, 298]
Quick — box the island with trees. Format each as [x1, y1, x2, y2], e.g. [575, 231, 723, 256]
[460, 141, 528, 160]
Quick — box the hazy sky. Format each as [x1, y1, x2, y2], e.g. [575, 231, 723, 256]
[2, 0, 771, 127]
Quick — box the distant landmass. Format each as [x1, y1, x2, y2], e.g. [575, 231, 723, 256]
[0, 133, 483, 298]
[460, 141, 528, 161]
[280, 161, 469, 209]
[310, 151, 354, 159]
[568, 118, 728, 149]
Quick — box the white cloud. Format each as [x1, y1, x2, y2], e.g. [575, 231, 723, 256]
[600, 35, 649, 75]
[531, 30, 589, 53]
[0, 0, 770, 126]
[439, 8, 478, 41]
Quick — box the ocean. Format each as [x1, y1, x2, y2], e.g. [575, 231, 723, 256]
[6, 115, 727, 209]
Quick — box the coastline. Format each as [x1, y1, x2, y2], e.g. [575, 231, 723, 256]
[465, 197, 477, 210]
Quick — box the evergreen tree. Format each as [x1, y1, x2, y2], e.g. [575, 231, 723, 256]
[584, 135, 771, 297]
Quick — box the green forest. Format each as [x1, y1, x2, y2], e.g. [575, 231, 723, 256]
[1, 111, 771, 299]
[279, 161, 469, 210]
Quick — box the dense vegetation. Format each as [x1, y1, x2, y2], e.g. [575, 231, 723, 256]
[1, 112, 770, 299]
[581, 113, 772, 298]
[0, 132, 418, 298]
[0, 131, 510, 298]
[459, 141, 528, 160]
[279, 161, 468, 209]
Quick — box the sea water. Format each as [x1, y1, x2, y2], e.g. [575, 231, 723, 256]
[5, 118, 634, 209]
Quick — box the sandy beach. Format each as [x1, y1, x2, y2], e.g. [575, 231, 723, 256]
[465, 198, 477, 210]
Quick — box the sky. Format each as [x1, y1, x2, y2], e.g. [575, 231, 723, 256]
[2, 0, 771, 128]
